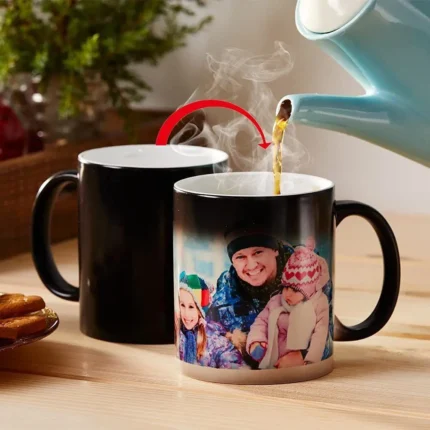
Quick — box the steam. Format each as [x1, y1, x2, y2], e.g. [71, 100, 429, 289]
[170, 41, 309, 183]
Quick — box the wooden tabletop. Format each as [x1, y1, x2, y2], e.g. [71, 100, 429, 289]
[0, 213, 429, 429]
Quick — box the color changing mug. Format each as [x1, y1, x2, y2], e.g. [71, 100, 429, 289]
[32, 145, 228, 344]
[173, 172, 400, 384]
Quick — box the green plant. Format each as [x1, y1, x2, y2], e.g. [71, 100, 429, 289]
[0, 0, 212, 137]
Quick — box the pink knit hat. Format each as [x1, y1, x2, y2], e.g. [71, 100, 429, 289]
[281, 237, 329, 299]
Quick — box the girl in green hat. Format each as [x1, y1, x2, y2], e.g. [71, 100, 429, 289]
[177, 272, 246, 369]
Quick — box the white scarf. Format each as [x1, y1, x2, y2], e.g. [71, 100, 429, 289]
[259, 291, 321, 369]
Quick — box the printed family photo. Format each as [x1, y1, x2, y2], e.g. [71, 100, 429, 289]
[175, 221, 334, 371]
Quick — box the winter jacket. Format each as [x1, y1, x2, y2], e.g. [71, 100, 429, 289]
[206, 244, 295, 334]
[178, 321, 247, 369]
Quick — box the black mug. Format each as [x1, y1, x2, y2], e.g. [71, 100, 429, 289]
[31, 144, 228, 344]
[173, 172, 401, 384]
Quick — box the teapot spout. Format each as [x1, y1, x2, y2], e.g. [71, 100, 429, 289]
[281, 93, 391, 136]
[279, 93, 430, 167]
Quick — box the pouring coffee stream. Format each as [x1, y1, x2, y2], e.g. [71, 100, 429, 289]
[272, 100, 292, 195]
[280, 0, 430, 168]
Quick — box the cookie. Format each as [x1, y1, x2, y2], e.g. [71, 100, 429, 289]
[0, 294, 46, 319]
[0, 314, 48, 340]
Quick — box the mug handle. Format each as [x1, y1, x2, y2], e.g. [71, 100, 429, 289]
[31, 170, 80, 301]
[334, 200, 401, 341]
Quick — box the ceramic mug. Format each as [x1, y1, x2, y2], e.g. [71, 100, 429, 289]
[31, 144, 228, 344]
[173, 172, 400, 384]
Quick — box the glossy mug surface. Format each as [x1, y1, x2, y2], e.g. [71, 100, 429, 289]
[31, 145, 228, 344]
[173, 172, 400, 384]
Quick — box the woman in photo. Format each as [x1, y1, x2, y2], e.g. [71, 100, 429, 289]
[206, 221, 295, 363]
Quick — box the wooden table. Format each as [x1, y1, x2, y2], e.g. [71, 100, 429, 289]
[0, 213, 429, 429]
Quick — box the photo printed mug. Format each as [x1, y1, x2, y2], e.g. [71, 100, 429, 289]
[173, 172, 400, 384]
[32, 144, 228, 344]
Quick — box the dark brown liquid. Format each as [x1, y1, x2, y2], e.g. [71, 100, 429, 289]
[272, 100, 292, 195]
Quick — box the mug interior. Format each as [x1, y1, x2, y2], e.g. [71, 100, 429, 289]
[174, 172, 334, 197]
[78, 144, 229, 169]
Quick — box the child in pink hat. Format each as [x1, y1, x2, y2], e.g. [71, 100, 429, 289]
[246, 238, 330, 369]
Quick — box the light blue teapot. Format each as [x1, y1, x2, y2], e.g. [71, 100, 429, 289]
[280, 0, 430, 167]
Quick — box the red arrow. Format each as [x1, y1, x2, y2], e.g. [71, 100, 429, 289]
[155, 99, 271, 149]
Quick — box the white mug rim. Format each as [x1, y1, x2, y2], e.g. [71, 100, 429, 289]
[174, 172, 335, 198]
[78, 144, 229, 170]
